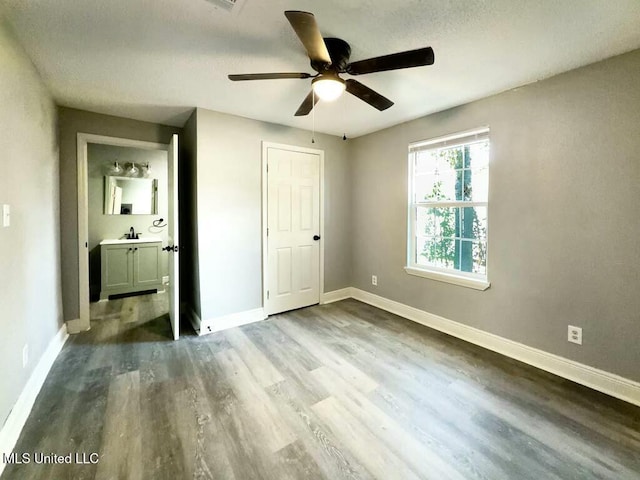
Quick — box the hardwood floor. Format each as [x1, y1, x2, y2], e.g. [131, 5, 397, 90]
[3, 294, 640, 479]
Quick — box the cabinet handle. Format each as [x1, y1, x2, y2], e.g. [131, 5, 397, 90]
[128, 247, 132, 251]
[134, 247, 138, 251]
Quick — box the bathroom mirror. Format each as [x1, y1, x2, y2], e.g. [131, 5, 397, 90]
[104, 176, 159, 215]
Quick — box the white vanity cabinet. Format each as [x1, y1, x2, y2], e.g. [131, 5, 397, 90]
[100, 238, 163, 300]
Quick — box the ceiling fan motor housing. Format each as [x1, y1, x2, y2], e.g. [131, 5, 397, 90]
[312, 37, 351, 73]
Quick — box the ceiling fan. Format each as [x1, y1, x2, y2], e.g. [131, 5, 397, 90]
[228, 11, 435, 116]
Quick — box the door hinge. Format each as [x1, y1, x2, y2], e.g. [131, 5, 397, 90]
[266, 163, 269, 173]
[267, 290, 269, 300]
[266, 227, 269, 237]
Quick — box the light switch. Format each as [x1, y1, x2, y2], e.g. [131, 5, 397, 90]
[2, 204, 10, 227]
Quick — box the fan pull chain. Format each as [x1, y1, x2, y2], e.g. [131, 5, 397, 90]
[341, 93, 347, 141]
[311, 89, 316, 144]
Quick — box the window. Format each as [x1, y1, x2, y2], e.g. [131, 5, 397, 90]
[406, 128, 490, 290]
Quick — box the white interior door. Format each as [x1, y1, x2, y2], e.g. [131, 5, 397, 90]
[266, 146, 321, 315]
[168, 134, 180, 340]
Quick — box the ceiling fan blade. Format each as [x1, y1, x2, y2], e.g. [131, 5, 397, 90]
[345, 79, 394, 111]
[284, 11, 331, 66]
[294, 91, 320, 116]
[228, 73, 312, 81]
[347, 47, 434, 75]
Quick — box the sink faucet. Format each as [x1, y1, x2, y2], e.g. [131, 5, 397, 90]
[128, 227, 137, 239]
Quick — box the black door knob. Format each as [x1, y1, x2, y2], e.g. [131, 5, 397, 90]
[313, 235, 321, 241]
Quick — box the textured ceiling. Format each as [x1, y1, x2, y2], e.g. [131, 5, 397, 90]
[3, 0, 640, 137]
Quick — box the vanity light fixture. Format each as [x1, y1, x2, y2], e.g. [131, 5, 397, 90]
[108, 161, 123, 175]
[127, 162, 139, 177]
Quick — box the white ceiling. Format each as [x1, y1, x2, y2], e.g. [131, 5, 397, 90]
[3, 0, 640, 137]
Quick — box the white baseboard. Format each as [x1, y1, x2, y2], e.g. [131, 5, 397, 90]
[321, 287, 352, 304]
[325, 287, 640, 407]
[197, 308, 267, 336]
[0, 324, 69, 475]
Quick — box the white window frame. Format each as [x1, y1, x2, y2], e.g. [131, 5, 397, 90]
[405, 127, 491, 291]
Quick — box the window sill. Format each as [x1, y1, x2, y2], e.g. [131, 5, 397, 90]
[404, 266, 490, 291]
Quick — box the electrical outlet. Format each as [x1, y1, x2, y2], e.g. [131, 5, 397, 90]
[568, 325, 582, 345]
[372, 275, 378, 286]
[22, 344, 29, 368]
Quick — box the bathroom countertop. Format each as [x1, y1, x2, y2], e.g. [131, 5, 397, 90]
[100, 236, 162, 245]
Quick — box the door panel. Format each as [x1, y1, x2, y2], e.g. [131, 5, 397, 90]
[168, 134, 179, 340]
[278, 185, 292, 231]
[277, 247, 293, 295]
[266, 147, 321, 315]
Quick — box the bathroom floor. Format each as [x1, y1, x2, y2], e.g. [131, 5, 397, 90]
[90, 291, 169, 326]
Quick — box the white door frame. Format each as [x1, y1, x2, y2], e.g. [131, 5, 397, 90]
[261, 141, 325, 314]
[74, 133, 169, 332]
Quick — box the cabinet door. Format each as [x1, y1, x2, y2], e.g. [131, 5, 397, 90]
[134, 243, 161, 287]
[102, 245, 134, 289]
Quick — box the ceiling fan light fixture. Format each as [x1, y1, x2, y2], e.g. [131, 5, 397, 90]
[312, 75, 346, 102]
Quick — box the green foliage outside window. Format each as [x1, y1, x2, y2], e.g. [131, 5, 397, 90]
[420, 144, 487, 273]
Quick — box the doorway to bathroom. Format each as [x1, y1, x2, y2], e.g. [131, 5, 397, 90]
[76, 134, 180, 340]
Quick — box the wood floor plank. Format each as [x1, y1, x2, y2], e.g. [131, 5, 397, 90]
[243, 324, 330, 406]
[4, 293, 640, 480]
[119, 296, 140, 324]
[95, 370, 142, 480]
[311, 365, 468, 480]
[139, 380, 188, 480]
[224, 328, 285, 387]
[214, 348, 297, 453]
[312, 396, 422, 480]
[450, 379, 640, 479]
[265, 380, 373, 480]
[367, 384, 511, 480]
[274, 440, 327, 480]
[275, 315, 379, 394]
[181, 340, 237, 480]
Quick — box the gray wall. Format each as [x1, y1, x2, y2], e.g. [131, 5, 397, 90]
[179, 111, 201, 317]
[194, 108, 351, 321]
[350, 49, 640, 382]
[58, 107, 182, 322]
[0, 20, 62, 426]
[87, 144, 168, 297]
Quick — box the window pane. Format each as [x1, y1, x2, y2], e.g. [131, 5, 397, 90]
[416, 238, 487, 274]
[414, 171, 457, 202]
[460, 206, 487, 241]
[439, 146, 464, 170]
[470, 166, 489, 202]
[417, 207, 457, 238]
[471, 240, 488, 275]
[414, 150, 438, 174]
[409, 134, 489, 280]
[414, 144, 489, 203]
[416, 237, 456, 268]
[460, 169, 470, 200]
[468, 141, 489, 169]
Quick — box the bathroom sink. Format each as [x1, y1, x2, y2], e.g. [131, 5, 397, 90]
[100, 236, 162, 245]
